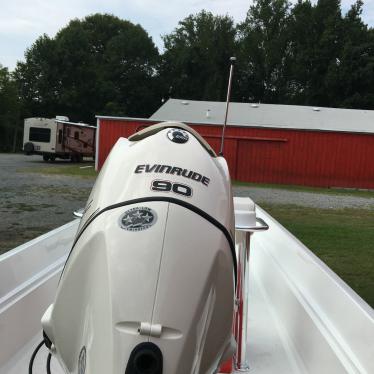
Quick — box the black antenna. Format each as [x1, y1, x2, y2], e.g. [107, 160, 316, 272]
[219, 56, 236, 156]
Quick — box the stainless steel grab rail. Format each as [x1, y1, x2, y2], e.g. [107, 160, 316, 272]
[234, 216, 269, 372]
[73, 208, 84, 219]
[235, 217, 269, 232]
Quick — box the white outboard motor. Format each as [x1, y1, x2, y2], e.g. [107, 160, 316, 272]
[41, 122, 236, 374]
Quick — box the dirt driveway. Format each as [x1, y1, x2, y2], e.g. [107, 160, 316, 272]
[1, 153, 374, 254]
[0, 153, 94, 254]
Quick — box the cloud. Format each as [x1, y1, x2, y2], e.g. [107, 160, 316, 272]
[0, 0, 251, 70]
[357, 0, 374, 25]
[1, 0, 374, 71]
[0, 0, 94, 68]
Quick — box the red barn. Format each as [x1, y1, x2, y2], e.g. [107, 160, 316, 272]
[95, 99, 374, 189]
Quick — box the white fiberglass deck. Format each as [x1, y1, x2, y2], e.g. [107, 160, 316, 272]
[0, 202, 373, 374]
[0, 269, 295, 374]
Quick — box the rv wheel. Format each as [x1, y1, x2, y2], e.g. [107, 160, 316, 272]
[24, 142, 34, 155]
[43, 154, 50, 162]
[50, 155, 56, 162]
[71, 154, 82, 163]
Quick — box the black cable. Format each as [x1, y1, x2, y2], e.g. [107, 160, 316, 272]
[61, 195, 238, 286]
[28, 340, 45, 374]
[46, 352, 52, 374]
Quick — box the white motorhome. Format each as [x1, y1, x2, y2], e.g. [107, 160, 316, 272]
[23, 116, 96, 162]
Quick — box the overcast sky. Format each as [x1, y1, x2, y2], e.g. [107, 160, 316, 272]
[1, 0, 374, 71]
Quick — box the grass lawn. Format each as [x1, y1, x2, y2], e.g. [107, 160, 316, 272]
[18, 164, 98, 178]
[260, 203, 374, 308]
[233, 180, 374, 198]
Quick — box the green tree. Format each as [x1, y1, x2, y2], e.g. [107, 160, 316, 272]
[160, 11, 238, 101]
[286, 0, 315, 104]
[0, 65, 21, 151]
[291, 0, 374, 109]
[13, 35, 59, 119]
[237, 0, 292, 103]
[327, 0, 374, 108]
[14, 14, 160, 123]
[309, 0, 344, 106]
[287, 0, 365, 107]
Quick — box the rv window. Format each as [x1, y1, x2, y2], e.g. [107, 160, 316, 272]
[58, 130, 63, 144]
[29, 127, 51, 143]
[74, 131, 79, 140]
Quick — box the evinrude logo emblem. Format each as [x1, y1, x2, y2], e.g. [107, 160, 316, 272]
[120, 207, 157, 231]
[167, 129, 189, 143]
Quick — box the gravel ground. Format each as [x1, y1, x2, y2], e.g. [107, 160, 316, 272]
[1, 153, 373, 254]
[0, 153, 94, 254]
[234, 186, 374, 210]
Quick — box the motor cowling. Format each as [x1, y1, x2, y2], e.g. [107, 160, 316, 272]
[42, 122, 236, 374]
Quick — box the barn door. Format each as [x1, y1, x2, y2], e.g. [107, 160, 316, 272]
[236, 139, 286, 184]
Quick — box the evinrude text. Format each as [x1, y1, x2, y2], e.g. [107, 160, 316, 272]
[135, 164, 210, 186]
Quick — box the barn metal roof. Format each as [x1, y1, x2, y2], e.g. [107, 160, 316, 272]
[150, 98, 374, 134]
